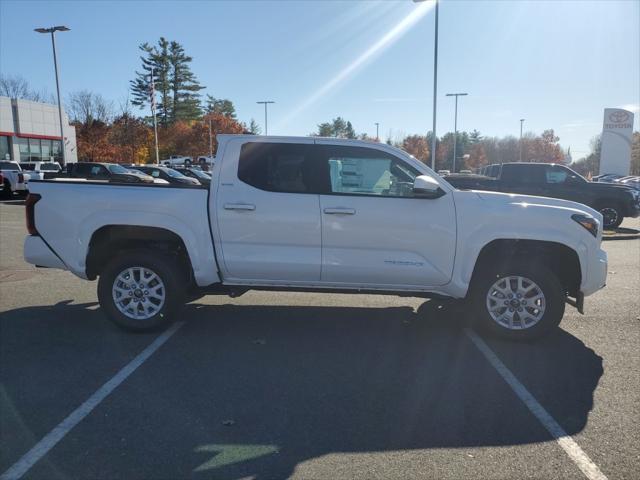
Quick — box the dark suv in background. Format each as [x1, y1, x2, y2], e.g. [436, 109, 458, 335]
[446, 162, 640, 228]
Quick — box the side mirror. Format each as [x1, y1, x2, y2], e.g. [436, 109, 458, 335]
[413, 175, 446, 199]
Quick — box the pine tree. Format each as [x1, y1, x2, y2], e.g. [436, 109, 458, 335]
[168, 41, 204, 121]
[205, 96, 237, 119]
[130, 38, 205, 125]
[130, 38, 171, 126]
[248, 118, 261, 134]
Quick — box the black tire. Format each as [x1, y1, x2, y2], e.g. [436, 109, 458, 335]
[97, 249, 186, 332]
[597, 204, 623, 229]
[470, 262, 565, 341]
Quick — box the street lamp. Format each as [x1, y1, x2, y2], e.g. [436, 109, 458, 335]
[413, 0, 438, 170]
[445, 92, 467, 173]
[256, 101, 275, 135]
[519, 118, 525, 162]
[375, 122, 380, 141]
[35, 26, 70, 167]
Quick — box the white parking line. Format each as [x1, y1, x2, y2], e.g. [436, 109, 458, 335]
[465, 328, 608, 480]
[0, 321, 184, 480]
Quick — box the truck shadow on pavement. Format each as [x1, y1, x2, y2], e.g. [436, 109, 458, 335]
[0, 300, 603, 479]
[158, 301, 603, 479]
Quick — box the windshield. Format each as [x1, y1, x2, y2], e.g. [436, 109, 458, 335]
[0, 161, 21, 171]
[164, 167, 188, 178]
[107, 164, 129, 174]
[190, 169, 211, 179]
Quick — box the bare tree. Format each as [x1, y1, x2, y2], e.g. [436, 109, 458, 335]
[0, 74, 55, 102]
[67, 90, 113, 125]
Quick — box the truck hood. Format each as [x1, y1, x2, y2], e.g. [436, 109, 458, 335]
[473, 190, 602, 219]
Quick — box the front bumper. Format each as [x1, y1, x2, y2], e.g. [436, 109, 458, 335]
[581, 247, 608, 297]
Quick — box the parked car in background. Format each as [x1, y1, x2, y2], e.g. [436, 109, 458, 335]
[445, 162, 640, 228]
[67, 162, 155, 183]
[616, 176, 640, 191]
[0, 161, 29, 198]
[19, 161, 62, 180]
[24, 134, 608, 341]
[437, 170, 450, 176]
[161, 155, 193, 167]
[592, 173, 625, 183]
[196, 156, 214, 168]
[173, 166, 212, 187]
[135, 165, 201, 186]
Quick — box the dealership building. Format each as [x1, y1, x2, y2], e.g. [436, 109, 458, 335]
[0, 96, 77, 164]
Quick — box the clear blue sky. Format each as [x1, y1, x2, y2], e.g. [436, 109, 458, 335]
[1, 0, 638, 158]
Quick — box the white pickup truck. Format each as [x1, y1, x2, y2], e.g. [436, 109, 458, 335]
[1, 161, 29, 198]
[24, 135, 607, 340]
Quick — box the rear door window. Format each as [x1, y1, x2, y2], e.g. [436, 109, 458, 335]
[238, 142, 328, 194]
[501, 164, 545, 184]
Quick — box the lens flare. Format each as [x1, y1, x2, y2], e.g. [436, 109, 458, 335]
[276, 1, 435, 131]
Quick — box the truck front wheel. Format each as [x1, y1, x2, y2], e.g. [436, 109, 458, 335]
[97, 250, 185, 332]
[597, 204, 623, 229]
[470, 262, 565, 341]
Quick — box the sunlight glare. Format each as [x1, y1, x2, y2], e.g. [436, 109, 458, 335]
[276, 1, 435, 131]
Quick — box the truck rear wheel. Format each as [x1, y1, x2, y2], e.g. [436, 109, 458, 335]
[97, 250, 185, 332]
[470, 262, 565, 341]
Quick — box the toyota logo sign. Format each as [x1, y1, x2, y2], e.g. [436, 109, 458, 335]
[609, 111, 630, 123]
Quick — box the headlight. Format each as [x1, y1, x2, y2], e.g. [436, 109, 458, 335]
[571, 213, 599, 238]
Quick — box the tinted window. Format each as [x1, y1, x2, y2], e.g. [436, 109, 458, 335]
[501, 164, 545, 184]
[0, 161, 20, 170]
[238, 143, 327, 193]
[545, 165, 585, 184]
[545, 166, 569, 184]
[323, 146, 418, 198]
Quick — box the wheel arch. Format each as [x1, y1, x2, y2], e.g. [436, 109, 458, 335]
[86, 225, 194, 283]
[468, 239, 582, 298]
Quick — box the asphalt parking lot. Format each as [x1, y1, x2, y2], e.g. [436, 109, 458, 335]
[1, 200, 638, 480]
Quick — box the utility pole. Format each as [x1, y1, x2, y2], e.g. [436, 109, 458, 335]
[256, 101, 275, 135]
[375, 122, 380, 141]
[519, 118, 525, 162]
[412, 0, 439, 169]
[208, 117, 213, 159]
[446, 92, 468, 173]
[150, 68, 160, 164]
[35, 26, 69, 167]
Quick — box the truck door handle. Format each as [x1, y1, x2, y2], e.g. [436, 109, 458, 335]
[323, 207, 356, 215]
[224, 203, 256, 211]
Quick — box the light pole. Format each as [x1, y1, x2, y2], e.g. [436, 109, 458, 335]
[35, 25, 69, 167]
[413, 0, 438, 170]
[256, 101, 275, 135]
[519, 118, 525, 162]
[375, 122, 380, 141]
[446, 92, 467, 173]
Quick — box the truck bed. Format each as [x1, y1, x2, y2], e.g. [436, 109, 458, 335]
[26, 180, 216, 285]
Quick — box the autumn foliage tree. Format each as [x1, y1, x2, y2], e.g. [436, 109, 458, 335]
[159, 113, 244, 159]
[401, 135, 429, 164]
